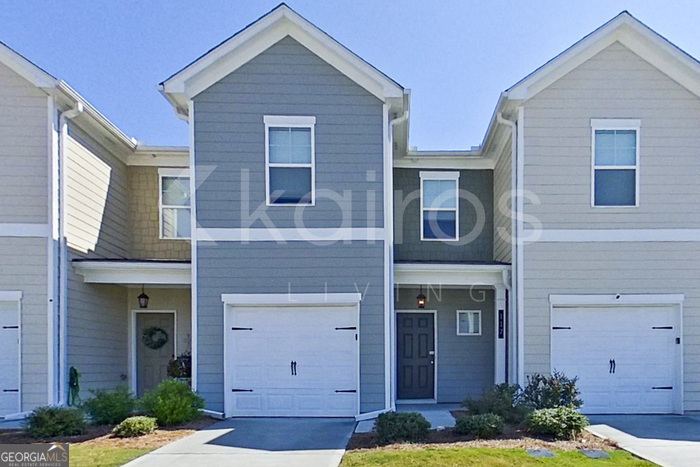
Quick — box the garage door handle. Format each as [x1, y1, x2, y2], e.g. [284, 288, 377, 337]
[609, 359, 616, 374]
[291, 361, 297, 376]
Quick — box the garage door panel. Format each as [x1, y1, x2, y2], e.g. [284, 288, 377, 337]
[552, 305, 680, 414]
[227, 304, 358, 417]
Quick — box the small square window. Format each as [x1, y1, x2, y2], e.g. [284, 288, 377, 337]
[457, 310, 481, 336]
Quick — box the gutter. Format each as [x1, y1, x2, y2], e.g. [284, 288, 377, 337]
[57, 102, 84, 405]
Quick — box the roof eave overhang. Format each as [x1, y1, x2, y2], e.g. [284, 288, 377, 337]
[73, 260, 192, 286]
[159, 5, 404, 117]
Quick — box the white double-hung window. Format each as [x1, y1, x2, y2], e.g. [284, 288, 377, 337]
[159, 168, 191, 239]
[420, 171, 460, 241]
[264, 116, 315, 205]
[591, 119, 640, 207]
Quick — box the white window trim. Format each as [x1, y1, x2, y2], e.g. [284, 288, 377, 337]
[590, 119, 641, 208]
[158, 168, 191, 240]
[264, 115, 316, 207]
[419, 171, 460, 242]
[456, 310, 482, 336]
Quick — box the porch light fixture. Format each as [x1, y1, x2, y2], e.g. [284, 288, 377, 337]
[417, 286, 426, 309]
[138, 285, 150, 309]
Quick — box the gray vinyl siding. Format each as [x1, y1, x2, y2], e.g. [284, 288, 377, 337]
[197, 242, 385, 412]
[523, 42, 700, 229]
[0, 238, 48, 411]
[192, 36, 387, 413]
[0, 62, 49, 224]
[521, 42, 700, 410]
[493, 139, 512, 263]
[65, 123, 130, 392]
[393, 169, 494, 263]
[396, 287, 495, 402]
[523, 242, 700, 410]
[193, 36, 384, 230]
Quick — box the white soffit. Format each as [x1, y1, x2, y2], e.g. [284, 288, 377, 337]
[160, 4, 403, 113]
[73, 261, 191, 285]
[506, 11, 700, 101]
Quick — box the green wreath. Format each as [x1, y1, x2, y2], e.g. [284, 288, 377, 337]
[142, 326, 169, 350]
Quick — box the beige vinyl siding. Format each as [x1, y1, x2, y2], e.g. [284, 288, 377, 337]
[65, 123, 130, 392]
[0, 238, 48, 410]
[0, 62, 49, 224]
[523, 242, 700, 410]
[523, 42, 700, 228]
[493, 137, 512, 263]
[129, 167, 190, 260]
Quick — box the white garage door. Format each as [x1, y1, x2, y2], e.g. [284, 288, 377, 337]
[225, 305, 358, 417]
[552, 306, 681, 414]
[0, 300, 20, 416]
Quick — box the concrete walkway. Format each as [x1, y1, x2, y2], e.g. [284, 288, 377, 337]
[355, 404, 458, 433]
[588, 415, 700, 467]
[125, 417, 356, 467]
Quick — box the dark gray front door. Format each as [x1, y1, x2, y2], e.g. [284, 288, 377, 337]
[397, 313, 435, 399]
[136, 313, 175, 397]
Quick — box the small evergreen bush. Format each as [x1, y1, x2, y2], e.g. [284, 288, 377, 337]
[112, 416, 158, 437]
[140, 379, 204, 426]
[462, 383, 530, 424]
[454, 413, 504, 438]
[374, 412, 431, 444]
[82, 386, 136, 425]
[520, 371, 583, 410]
[525, 406, 589, 439]
[25, 406, 86, 438]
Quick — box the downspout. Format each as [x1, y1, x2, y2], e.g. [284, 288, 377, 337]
[57, 102, 83, 405]
[496, 112, 523, 386]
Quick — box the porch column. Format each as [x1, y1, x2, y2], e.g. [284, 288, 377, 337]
[494, 285, 507, 384]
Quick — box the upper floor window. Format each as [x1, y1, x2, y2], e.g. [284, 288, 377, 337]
[264, 116, 315, 205]
[159, 168, 191, 239]
[420, 171, 459, 241]
[591, 119, 640, 207]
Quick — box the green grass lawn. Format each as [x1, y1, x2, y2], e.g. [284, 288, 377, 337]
[341, 448, 652, 466]
[69, 445, 153, 467]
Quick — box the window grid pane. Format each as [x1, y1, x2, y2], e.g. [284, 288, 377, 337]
[595, 129, 636, 166]
[458, 311, 481, 335]
[594, 169, 636, 206]
[162, 177, 190, 207]
[162, 207, 191, 238]
[269, 127, 311, 164]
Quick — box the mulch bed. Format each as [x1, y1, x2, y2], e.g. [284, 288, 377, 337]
[348, 413, 617, 453]
[0, 416, 218, 449]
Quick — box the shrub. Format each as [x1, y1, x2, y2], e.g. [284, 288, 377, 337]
[525, 406, 589, 439]
[82, 386, 136, 425]
[462, 383, 530, 424]
[454, 413, 504, 438]
[140, 379, 205, 426]
[519, 371, 583, 410]
[25, 406, 86, 438]
[112, 416, 158, 438]
[374, 412, 430, 444]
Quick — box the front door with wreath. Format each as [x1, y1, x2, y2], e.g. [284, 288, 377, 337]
[136, 313, 175, 397]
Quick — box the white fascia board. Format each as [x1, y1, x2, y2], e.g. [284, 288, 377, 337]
[221, 293, 362, 306]
[0, 291, 23, 301]
[507, 13, 700, 101]
[394, 263, 510, 287]
[129, 146, 189, 167]
[73, 261, 191, 285]
[550, 293, 685, 307]
[0, 42, 57, 89]
[161, 5, 403, 108]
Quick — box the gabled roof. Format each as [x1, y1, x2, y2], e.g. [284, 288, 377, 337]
[0, 39, 57, 89]
[506, 11, 700, 101]
[159, 3, 405, 117]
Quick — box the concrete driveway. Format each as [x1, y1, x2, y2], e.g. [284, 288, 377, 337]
[588, 415, 700, 467]
[124, 418, 356, 467]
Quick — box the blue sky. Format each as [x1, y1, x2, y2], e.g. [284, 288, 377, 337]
[3, 1, 699, 149]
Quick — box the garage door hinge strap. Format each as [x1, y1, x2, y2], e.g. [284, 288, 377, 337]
[552, 326, 571, 330]
[335, 389, 357, 393]
[335, 327, 357, 330]
[231, 327, 253, 331]
[2, 389, 19, 392]
[652, 386, 673, 390]
[2, 326, 18, 329]
[652, 326, 673, 330]
[231, 389, 253, 392]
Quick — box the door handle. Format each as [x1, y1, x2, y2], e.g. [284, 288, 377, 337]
[290, 361, 297, 376]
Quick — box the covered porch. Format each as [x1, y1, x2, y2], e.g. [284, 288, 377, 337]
[72, 259, 192, 397]
[393, 262, 512, 405]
